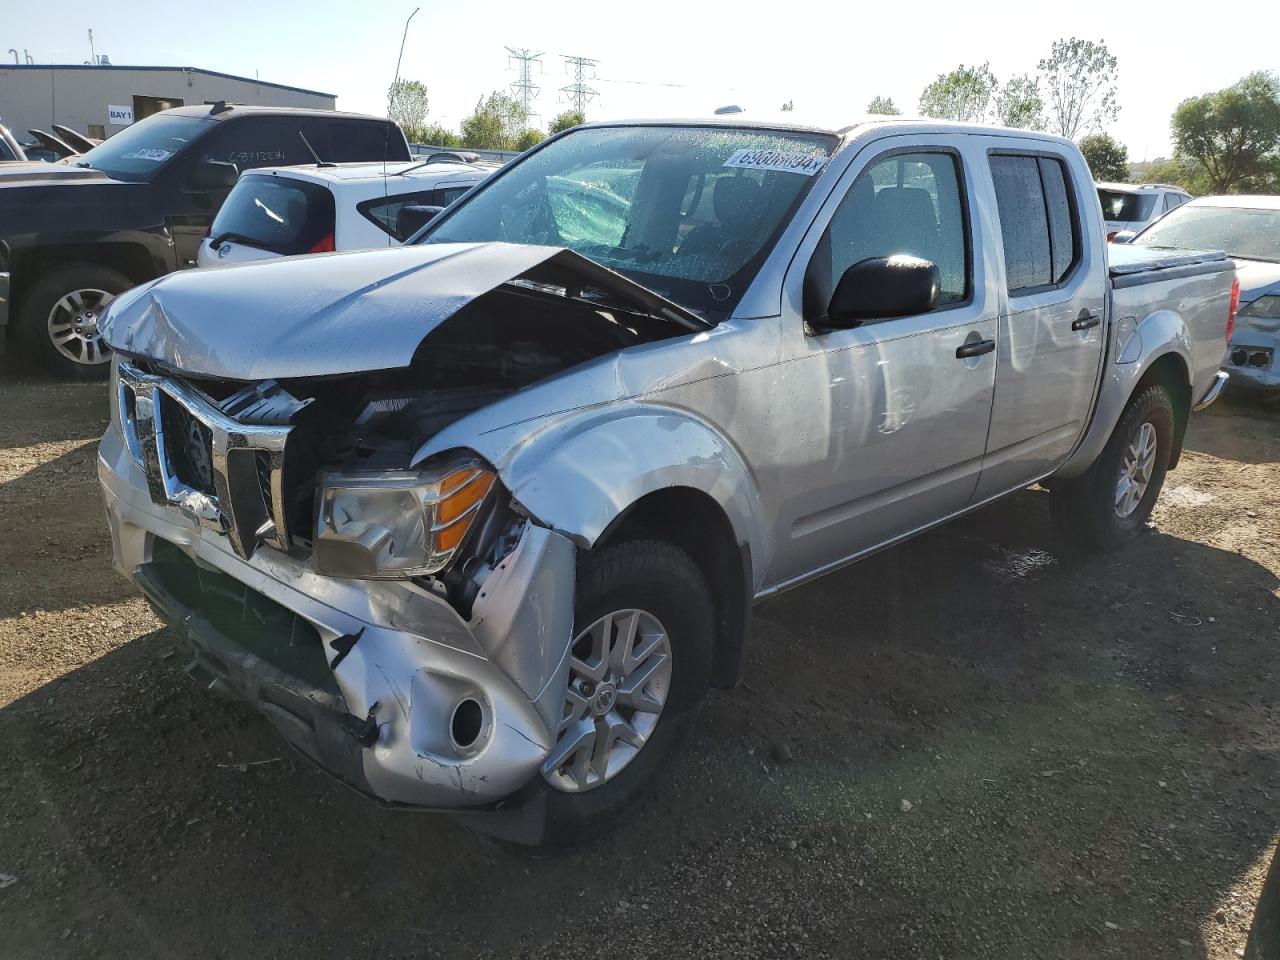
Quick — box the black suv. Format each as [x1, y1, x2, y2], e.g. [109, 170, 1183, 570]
[0, 104, 410, 377]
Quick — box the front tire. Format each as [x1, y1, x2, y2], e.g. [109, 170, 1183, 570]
[16, 263, 132, 380]
[1050, 383, 1175, 551]
[533, 539, 714, 846]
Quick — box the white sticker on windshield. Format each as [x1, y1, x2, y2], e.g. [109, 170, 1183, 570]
[723, 148, 826, 176]
[121, 148, 174, 162]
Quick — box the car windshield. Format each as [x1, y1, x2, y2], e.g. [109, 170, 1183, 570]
[1097, 189, 1157, 223]
[1134, 204, 1280, 263]
[422, 124, 839, 319]
[74, 114, 212, 182]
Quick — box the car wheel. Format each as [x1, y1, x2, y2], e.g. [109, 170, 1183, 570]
[17, 263, 132, 380]
[1050, 383, 1175, 551]
[529, 539, 714, 846]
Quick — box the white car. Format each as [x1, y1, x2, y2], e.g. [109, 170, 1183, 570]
[1096, 182, 1191, 240]
[197, 156, 494, 267]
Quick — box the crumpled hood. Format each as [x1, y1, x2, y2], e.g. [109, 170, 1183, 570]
[102, 241, 704, 381]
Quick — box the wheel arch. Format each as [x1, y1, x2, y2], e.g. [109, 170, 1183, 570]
[10, 241, 163, 307]
[596, 486, 752, 689]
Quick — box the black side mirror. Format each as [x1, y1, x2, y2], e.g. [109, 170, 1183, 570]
[187, 159, 239, 191]
[396, 204, 445, 240]
[823, 255, 940, 328]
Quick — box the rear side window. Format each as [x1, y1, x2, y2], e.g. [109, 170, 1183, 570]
[990, 154, 1079, 293]
[209, 175, 335, 255]
[311, 120, 410, 163]
[358, 185, 476, 241]
[826, 151, 970, 307]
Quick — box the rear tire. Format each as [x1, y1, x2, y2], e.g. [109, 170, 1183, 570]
[526, 539, 715, 847]
[16, 263, 132, 380]
[1050, 383, 1175, 552]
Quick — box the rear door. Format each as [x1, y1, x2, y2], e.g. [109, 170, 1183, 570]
[974, 144, 1106, 499]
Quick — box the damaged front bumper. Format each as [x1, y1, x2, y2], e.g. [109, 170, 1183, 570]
[98, 425, 576, 813]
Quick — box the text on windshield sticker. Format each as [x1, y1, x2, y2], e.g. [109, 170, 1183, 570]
[723, 148, 826, 176]
[121, 148, 174, 162]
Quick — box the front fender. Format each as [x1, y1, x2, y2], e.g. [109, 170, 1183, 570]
[423, 402, 770, 583]
[1053, 309, 1192, 481]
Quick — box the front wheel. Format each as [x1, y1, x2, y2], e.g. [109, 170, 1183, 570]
[16, 263, 133, 380]
[533, 539, 714, 845]
[1050, 383, 1175, 551]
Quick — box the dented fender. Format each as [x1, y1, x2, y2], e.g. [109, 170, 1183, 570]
[419, 402, 769, 579]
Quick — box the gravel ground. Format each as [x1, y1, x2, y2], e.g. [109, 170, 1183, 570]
[1, 350, 1277, 959]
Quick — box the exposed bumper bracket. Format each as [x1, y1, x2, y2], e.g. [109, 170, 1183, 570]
[1193, 370, 1229, 411]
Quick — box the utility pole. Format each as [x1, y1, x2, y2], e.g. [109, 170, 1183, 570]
[87, 29, 96, 66]
[559, 55, 598, 116]
[506, 47, 543, 122]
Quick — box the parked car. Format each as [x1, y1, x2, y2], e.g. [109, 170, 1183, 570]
[97, 114, 1236, 846]
[0, 103, 410, 378]
[1128, 195, 1280, 397]
[196, 158, 492, 267]
[1097, 182, 1191, 239]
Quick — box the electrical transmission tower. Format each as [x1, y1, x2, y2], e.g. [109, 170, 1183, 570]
[506, 47, 543, 120]
[559, 55, 598, 115]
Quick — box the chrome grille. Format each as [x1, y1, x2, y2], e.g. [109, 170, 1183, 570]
[118, 362, 293, 560]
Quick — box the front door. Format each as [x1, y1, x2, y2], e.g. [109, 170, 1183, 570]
[973, 146, 1106, 499]
[765, 141, 1000, 589]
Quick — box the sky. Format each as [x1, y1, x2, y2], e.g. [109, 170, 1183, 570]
[6, 0, 1277, 159]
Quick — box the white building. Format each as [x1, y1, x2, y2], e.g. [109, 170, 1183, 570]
[0, 64, 336, 141]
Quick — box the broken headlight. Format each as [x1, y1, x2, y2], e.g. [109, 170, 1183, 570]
[313, 458, 496, 579]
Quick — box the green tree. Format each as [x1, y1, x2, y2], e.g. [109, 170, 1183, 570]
[516, 128, 545, 151]
[419, 123, 462, 148]
[780, 100, 794, 112]
[548, 109, 585, 135]
[1141, 155, 1209, 195]
[1172, 71, 1280, 193]
[1037, 38, 1118, 139]
[387, 78, 430, 143]
[460, 91, 528, 151]
[995, 75, 1044, 130]
[918, 63, 997, 123]
[866, 95, 900, 116]
[1078, 132, 1129, 182]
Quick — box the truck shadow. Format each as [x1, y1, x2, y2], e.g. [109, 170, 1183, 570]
[2, 487, 1276, 959]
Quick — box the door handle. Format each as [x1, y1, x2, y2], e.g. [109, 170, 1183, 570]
[1072, 311, 1102, 331]
[956, 338, 996, 359]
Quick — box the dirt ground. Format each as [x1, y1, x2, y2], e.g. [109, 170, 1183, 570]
[1, 349, 1277, 960]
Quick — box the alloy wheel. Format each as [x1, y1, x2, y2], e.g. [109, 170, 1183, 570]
[1114, 421, 1157, 518]
[542, 609, 672, 793]
[47, 287, 114, 367]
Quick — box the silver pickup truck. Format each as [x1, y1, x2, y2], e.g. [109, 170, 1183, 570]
[97, 114, 1237, 845]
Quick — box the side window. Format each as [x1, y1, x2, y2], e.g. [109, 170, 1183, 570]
[989, 153, 1079, 293]
[199, 120, 312, 171]
[827, 151, 969, 308]
[360, 190, 434, 242]
[313, 120, 407, 163]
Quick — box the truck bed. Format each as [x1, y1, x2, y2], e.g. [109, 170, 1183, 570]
[1107, 243, 1234, 412]
[1107, 244, 1230, 289]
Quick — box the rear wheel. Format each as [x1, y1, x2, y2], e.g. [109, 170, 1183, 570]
[533, 539, 714, 845]
[1050, 383, 1175, 551]
[17, 263, 132, 379]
